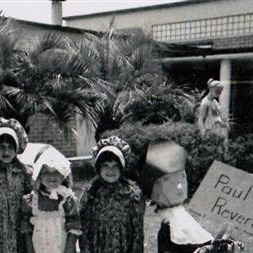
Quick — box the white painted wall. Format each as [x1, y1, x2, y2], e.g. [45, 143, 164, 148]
[65, 0, 253, 34]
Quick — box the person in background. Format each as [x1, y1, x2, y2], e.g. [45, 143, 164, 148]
[0, 117, 33, 253]
[21, 145, 81, 253]
[144, 141, 213, 253]
[79, 136, 145, 253]
[144, 141, 243, 253]
[198, 78, 229, 139]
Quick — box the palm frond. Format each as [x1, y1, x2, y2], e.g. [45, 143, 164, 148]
[42, 107, 77, 139]
[0, 92, 17, 114]
[39, 93, 104, 136]
[1, 85, 38, 114]
[37, 75, 105, 126]
[37, 48, 71, 76]
[28, 32, 67, 61]
[108, 32, 163, 90]
[0, 18, 21, 78]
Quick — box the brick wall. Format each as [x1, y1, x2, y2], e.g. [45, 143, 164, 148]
[28, 113, 77, 157]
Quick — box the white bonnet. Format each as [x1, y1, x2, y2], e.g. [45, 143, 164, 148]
[93, 136, 131, 170]
[0, 117, 28, 154]
[32, 145, 71, 181]
[0, 127, 19, 152]
[95, 145, 125, 168]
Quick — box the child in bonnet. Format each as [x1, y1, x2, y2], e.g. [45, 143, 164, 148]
[0, 117, 32, 253]
[145, 141, 243, 253]
[79, 136, 145, 253]
[21, 145, 81, 253]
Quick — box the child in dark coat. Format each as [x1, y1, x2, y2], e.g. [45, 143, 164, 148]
[79, 136, 145, 253]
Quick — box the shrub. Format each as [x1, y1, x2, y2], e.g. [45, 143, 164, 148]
[103, 122, 253, 199]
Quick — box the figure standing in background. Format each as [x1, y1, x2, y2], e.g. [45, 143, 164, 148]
[21, 145, 81, 253]
[198, 78, 229, 140]
[0, 117, 33, 253]
[144, 141, 244, 253]
[144, 141, 213, 253]
[79, 136, 145, 253]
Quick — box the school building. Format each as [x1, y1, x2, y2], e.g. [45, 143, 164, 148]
[64, 0, 253, 137]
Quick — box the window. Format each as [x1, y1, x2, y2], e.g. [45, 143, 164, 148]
[152, 13, 253, 42]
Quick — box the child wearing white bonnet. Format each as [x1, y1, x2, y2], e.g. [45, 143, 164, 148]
[144, 141, 213, 253]
[79, 136, 145, 253]
[0, 117, 32, 253]
[21, 144, 81, 253]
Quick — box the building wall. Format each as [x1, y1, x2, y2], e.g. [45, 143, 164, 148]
[12, 20, 95, 50]
[28, 113, 77, 157]
[64, 0, 253, 35]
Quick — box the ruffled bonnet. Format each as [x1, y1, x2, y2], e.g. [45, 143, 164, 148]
[0, 117, 28, 154]
[93, 136, 131, 171]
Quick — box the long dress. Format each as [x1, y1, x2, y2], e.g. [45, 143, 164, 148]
[79, 178, 145, 253]
[21, 186, 81, 253]
[198, 96, 228, 139]
[158, 221, 211, 253]
[157, 206, 213, 253]
[0, 158, 33, 253]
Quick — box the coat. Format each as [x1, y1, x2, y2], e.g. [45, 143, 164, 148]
[0, 158, 33, 253]
[79, 178, 145, 253]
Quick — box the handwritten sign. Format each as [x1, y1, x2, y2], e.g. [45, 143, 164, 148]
[187, 160, 253, 250]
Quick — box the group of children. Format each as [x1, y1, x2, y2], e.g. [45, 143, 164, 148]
[0, 116, 243, 253]
[0, 119, 145, 253]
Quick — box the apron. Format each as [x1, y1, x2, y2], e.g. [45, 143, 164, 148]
[30, 192, 67, 253]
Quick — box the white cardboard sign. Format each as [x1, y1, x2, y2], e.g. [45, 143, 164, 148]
[188, 160, 253, 250]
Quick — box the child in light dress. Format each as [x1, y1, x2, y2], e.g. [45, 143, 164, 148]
[21, 145, 81, 253]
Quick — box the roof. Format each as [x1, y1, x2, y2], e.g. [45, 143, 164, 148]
[3, 16, 101, 36]
[63, 0, 224, 20]
[155, 34, 253, 58]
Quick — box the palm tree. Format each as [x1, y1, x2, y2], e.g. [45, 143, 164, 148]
[0, 15, 198, 144]
[0, 16, 23, 119]
[0, 24, 103, 135]
[70, 24, 198, 139]
[70, 27, 166, 139]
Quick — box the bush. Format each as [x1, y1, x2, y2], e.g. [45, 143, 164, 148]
[225, 134, 253, 173]
[103, 122, 253, 199]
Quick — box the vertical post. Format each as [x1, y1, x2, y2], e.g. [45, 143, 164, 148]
[51, 0, 63, 25]
[219, 59, 231, 116]
[219, 58, 231, 140]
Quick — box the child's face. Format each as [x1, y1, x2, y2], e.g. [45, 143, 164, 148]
[0, 140, 16, 164]
[40, 165, 64, 190]
[100, 160, 121, 183]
